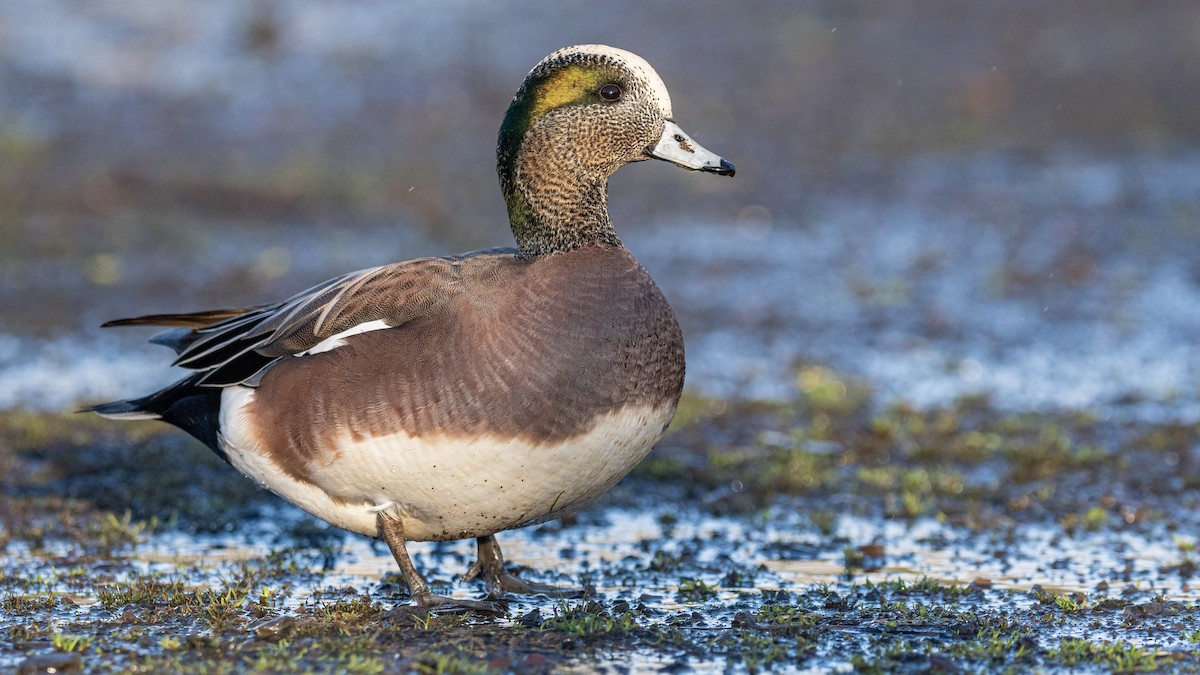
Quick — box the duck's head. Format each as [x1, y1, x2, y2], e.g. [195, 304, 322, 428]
[498, 45, 734, 257]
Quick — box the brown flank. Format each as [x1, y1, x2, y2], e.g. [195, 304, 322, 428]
[244, 243, 684, 484]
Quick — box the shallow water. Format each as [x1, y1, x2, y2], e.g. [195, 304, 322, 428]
[5, 501, 1196, 671]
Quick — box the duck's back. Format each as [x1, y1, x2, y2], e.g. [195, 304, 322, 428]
[222, 244, 683, 540]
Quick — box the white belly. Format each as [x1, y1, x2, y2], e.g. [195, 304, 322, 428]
[217, 386, 674, 540]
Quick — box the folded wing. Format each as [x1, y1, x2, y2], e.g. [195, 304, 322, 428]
[104, 248, 516, 387]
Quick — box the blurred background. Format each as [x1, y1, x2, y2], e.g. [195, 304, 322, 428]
[1, 0, 1198, 416]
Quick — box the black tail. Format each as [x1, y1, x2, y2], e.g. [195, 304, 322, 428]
[83, 375, 229, 464]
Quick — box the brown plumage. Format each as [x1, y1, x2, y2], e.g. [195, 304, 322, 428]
[89, 45, 733, 612]
[247, 245, 683, 484]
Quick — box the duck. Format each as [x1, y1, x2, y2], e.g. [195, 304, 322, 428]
[88, 44, 734, 612]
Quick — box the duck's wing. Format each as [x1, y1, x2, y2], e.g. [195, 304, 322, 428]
[105, 247, 519, 387]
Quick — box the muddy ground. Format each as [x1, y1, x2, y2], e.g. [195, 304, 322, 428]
[3, 2, 1200, 673]
[2, 387, 1200, 673]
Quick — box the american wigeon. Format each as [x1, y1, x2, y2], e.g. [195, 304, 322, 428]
[89, 44, 734, 612]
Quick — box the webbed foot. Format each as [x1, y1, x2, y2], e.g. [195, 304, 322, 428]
[462, 534, 584, 598]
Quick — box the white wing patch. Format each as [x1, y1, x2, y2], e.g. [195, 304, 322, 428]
[294, 319, 391, 357]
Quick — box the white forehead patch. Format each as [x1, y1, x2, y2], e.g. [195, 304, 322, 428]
[542, 44, 674, 118]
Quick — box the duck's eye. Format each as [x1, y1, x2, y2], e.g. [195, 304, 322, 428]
[599, 84, 622, 102]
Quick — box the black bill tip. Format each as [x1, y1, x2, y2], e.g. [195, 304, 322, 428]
[704, 158, 735, 177]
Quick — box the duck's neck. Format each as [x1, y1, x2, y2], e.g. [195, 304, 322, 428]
[498, 123, 622, 258]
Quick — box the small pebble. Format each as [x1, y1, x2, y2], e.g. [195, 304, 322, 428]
[518, 608, 543, 627]
[253, 615, 296, 641]
[731, 611, 757, 629]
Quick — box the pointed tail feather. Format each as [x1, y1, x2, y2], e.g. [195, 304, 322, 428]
[101, 307, 260, 329]
[80, 399, 163, 420]
[81, 376, 228, 463]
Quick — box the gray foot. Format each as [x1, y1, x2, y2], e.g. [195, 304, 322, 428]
[462, 534, 583, 598]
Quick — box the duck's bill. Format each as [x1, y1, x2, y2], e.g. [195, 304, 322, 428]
[648, 121, 735, 176]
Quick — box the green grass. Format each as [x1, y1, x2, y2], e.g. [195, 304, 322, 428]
[1049, 638, 1160, 671]
[3, 377, 1200, 672]
[538, 600, 640, 636]
[677, 577, 720, 602]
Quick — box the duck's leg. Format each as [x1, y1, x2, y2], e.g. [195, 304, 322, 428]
[462, 534, 580, 596]
[378, 514, 502, 614]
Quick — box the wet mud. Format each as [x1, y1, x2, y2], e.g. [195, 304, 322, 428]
[2, 386, 1199, 672]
